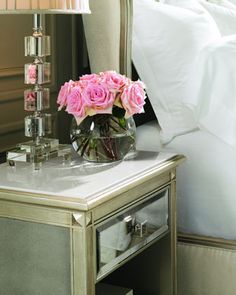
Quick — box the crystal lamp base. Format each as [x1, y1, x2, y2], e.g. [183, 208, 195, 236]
[7, 139, 71, 170]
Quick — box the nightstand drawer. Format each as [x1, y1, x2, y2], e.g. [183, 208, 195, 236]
[96, 186, 169, 280]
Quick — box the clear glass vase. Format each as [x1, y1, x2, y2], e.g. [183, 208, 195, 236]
[70, 114, 136, 163]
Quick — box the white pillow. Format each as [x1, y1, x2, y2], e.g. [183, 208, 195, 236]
[199, 0, 236, 35]
[207, 0, 236, 9]
[132, 0, 221, 143]
[163, 0, 207, 13]
[183, 35, 236, 147]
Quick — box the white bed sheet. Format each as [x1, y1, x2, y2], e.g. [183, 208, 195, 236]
[136, 121, 236, 241]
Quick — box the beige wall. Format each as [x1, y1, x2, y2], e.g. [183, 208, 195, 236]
[0, 15, 32, 152]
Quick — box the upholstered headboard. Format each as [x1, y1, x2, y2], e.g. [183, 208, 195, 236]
[82, 0, 133, 77]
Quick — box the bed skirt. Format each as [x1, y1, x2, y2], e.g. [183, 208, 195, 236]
[177, 234, 236, 295]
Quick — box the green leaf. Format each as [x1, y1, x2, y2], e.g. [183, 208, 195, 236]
[118, 117, 126, 128]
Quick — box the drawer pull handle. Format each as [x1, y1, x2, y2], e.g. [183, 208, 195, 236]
[124, 215, 134, 234]
[124, 216, 148, 238]
[135, 220, 147, 238]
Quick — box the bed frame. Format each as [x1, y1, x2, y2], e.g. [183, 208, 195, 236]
[178, 233, 236, 295]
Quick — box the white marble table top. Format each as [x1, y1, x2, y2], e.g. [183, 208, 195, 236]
[0, 150, 178, 209]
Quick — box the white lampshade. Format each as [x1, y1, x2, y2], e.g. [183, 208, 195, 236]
[0, 0, 91, 14]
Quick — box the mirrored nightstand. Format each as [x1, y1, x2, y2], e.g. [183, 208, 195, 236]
[0, 151, 185, 295]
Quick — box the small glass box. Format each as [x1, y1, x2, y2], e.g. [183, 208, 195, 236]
[25, 35, 50, 57]
[24, 88, 50, 111]
[25, 62, 50, 85]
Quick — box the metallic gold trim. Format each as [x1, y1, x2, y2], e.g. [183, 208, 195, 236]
[72, 225, 95, 295]
[72, 212, 92, 227]
[170, 179, 177, 295]
[87, 154, 185, 209]
[178, 233, 236, 251]
[93, 173, 171, 223]
[0, 199, 73, 227]
[0, 189, 88, 211]
[119, 0, 133, 77]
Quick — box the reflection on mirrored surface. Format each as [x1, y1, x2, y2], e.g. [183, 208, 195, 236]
[96, 187, 169, 279]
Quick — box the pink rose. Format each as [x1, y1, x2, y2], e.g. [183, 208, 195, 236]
[57, 80, 76, 110]
[100, 71, 128, 92]
[24, 90, 36, 111]
[26, 91, 36, 102]
[80, 73, 99, 86]
[57, 73, 146, 120]
[120, 81, 146, 117]
[27, 64, 37, 84]
[83, 82, 115, 114]
[66, 86, 86, 118]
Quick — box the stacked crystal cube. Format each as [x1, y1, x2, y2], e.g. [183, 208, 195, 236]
[7, 15, 71, 169]
[24, 15, 52, 142]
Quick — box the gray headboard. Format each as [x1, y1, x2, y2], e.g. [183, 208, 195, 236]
[82, 0, 133, 77]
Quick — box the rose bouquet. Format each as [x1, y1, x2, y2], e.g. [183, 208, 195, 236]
[57, 70, 146, 162]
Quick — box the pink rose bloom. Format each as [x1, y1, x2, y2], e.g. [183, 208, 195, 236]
[66, 86, 86, 118]
[83, 82, 115, 115]
[100, 71, 128, 92]
[79, 73, 99, 87]
[24, 91, 36, 111]
[120, 81, 146, 117]
[27, 64, 37, 84]
[26, 91, 36, 102]
[57, 80, 76, 110]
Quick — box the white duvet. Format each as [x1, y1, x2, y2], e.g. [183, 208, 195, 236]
[184, 34, 236, 148]
[136, 121, 236, 241]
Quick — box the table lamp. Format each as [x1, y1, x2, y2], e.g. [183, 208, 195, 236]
[0, 0, 90, 169]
